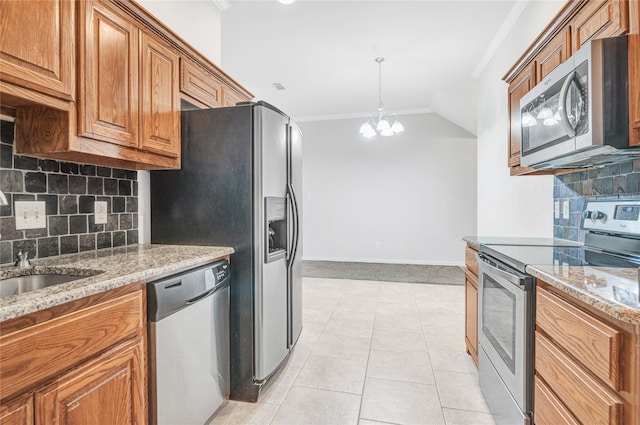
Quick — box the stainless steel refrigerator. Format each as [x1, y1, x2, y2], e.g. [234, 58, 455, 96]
[150, 101, 303, 402]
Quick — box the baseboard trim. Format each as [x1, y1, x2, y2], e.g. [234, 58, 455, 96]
[302, 256, 465, 267]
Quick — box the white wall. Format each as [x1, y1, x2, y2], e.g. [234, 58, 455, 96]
[301, 113, 477, 266]
[476, 1, 565, 237]
[136, 0, 222, 66]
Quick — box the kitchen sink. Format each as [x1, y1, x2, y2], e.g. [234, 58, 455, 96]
[0, 273, 92, 298]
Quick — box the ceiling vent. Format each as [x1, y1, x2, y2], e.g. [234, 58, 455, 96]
[273, 83, 286, 91]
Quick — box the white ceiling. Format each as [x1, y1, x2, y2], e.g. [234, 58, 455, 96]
[220, 0, 523, 134]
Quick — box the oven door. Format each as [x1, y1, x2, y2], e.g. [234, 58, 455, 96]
[519, 56, 589, 167]
[477, 254, 534, 413]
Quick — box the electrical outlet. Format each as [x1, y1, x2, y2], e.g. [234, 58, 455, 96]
[562, 200, 570, 220]
[15, 201, 46, 230]
[554, 201, 560, 219]
[94, 201, 108, 224]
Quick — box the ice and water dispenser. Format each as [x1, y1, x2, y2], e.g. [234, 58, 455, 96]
[265, 197, 287, 262]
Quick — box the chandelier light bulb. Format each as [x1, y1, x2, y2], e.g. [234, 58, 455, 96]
[278, 0, 296, 4]
[537, 107, 553, 120]
[391, 121, 404, 133]
[521, 112, 537, 127]
[376, 118, 391, 132]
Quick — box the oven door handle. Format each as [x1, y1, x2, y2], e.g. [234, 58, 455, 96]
[477, 253, 533, 289]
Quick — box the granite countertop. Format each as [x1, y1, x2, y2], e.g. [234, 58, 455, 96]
[0, 244, 234, 322]
[463, 236, 581, 250]
[527, 265, 640, 324]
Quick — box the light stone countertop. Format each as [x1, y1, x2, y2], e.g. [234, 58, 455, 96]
[463, 236, 581, 250]
[526, 264, 640, 324]
[0, 244, 234, 322]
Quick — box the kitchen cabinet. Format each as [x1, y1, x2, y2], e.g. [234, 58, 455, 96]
[0, 0, 74, 102]
[0, 283, 146, 425]
[534, 282, 639, 425]
[179, 58, 223, 108]
[0, 0, 252, 170]
[464, 244, 479, 366]
[503, 0, 635, 176]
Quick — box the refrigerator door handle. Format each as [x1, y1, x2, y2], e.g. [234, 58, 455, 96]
[285, 192, 292, 261]
[287, 183, 300, 266]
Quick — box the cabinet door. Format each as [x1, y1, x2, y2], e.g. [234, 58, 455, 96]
[140, 33, 180, 158]
[535, 28, 571, 83]
[35, 340, 146, 425]
[222, 86, 245, 107]
[0, 0, 74, 100]
[464, 271, 478, 365]
[0, 396, 33, 425]
[507, 63, 535, 167]
[573, 0, 629, 51]
[78, 0, 139, 147]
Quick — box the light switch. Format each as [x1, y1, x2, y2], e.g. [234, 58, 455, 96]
[94, 201, 108, 224]
[15, 201, 46, 230]
[562, 200, 570, 220]
[554, 201, 560, 219]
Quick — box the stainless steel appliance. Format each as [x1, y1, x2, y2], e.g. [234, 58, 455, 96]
[147, 260, 231, 425]
[478, 199, 640, 425]
[519, 36, 635, 169]
[150, 101, 303, 402]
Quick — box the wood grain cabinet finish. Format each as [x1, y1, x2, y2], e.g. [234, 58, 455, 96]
[572, 0, 629, 51]
[0, 284, 146, 425]
[535, 28, 571, 83]
[537, 286, 621, 390]
[78, 0, 139, 147]
[0, 0, 74, 101]
[140, 33, 180, 158]
[535, 332, 623, 425]
[507, 64, 535, 168]
[534, 377, 580, 425]
[464, 244, 479, 366]
[179, 58, 223, 108]
[222, 86, 245, 107]
[0, 396, 33, 425]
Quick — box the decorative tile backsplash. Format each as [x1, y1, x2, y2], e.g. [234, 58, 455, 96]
[553, 160, 640, 242]
[0, 120, 138, 265]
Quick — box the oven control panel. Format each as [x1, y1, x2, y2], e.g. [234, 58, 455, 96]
[582, 200, 640, 236]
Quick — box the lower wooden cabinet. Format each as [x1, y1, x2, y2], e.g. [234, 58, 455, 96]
[464, 243, 479, 366]
[0, 284, 147, 425]
[534, 282, 639, 425]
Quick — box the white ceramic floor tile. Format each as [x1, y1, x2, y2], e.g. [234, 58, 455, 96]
[258, 365, 302, 405]
[271, 386, 361, 425]
[209, 400, 278, 425]
[371, 328, 428, 354]
[435, 370, 491, 413]
[323, 316, 375, 338]
[367, 349, 435, 385]
[286, 341, 313, 369]
[428, 344, 478, 374]
[303, 307, 334, 325]
[312, 332, 371, 361]
[294, 354, 367, 394]
[374, 314, 423, 332]
[332, 305, 377, 322]
[360, 377, 445, 425]
[296, 321, 325, 346]
[358, 420, 395, 425]
[443, 408, 497, 425]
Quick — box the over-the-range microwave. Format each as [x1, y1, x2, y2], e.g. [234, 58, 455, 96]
[519, 36, 638, 170]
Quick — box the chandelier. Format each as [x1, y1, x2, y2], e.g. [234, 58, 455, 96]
[359, 57, 404, 138]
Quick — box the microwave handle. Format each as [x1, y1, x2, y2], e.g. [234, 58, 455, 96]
[558, 70, 577, 138]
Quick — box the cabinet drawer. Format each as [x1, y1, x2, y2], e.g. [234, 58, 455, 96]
[180, 58, 222, 108]
[534, 375, 579, 425]
[536, 286, 621, 390]
[535, 332, 622, 425]
[0, 290, 144, 400]
[465, 246, 478, 276]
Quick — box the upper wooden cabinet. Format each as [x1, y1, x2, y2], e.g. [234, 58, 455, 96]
[503, 0, 635, 176]
[78, 0, 140, 147]
[140, 32, 180, 158]
[0, 0, 252, 170]
[0, 0, 74, 101]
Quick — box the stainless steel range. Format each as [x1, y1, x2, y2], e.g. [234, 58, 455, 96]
[477, 199, 640, 425]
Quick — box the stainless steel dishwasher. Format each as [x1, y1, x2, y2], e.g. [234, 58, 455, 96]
[147, 260, 230, 425]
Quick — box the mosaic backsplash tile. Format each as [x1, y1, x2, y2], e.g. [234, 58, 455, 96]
[0, 120, 139, 265]
[553, 160, 640, 242]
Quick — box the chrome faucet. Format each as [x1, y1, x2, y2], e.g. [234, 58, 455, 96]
[15, 249, 32, 268]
